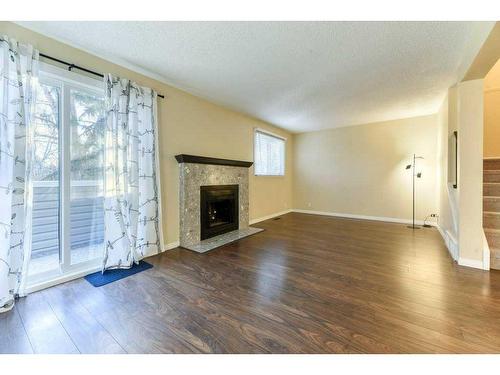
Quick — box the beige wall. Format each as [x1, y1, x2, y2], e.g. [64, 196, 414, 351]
[293, 115, 439, 222]
[437, 80, 487, 267]
[437, 78, 490, 268]
[484, 59, 500, 158]
[1, 21, 492, 270]
[0, 22, 293, 246]
[464, 22, 500, 81]
[457, 79, 486, 265]
[436, 89, 459, 260]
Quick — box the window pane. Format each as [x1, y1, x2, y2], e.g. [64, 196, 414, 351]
[69, 88, 106, 265]
[254, 131, 285, 176]
[30, 82, 61, 276]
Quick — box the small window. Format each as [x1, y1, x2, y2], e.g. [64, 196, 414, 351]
[254, 129, 286, 176]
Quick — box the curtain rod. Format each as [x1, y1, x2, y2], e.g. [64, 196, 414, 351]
[1, 38, 166, 99]
[39, 52, 165, 99]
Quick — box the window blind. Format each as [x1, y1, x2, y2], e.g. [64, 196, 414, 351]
[254, 130, 285, 176]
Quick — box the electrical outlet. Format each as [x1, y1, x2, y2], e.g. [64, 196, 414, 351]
[307, 202, 312, 208]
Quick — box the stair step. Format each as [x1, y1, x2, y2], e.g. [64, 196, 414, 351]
[483, 211, 500, 228]
[484, 158, 500, 170]
[491, 248, 500, 270]
[484, 170, 500, 183]
[484, 183, 500, 196]
[483, 196, 500, 211]
[485, 228, 500, 248]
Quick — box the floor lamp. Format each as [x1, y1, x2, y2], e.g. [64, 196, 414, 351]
[405, 154, 424, 229]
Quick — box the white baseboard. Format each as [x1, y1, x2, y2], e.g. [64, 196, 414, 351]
[163, 241, 180, 251]
[249, 209, 293, 225]
[291, 209, 429, 226]
[161, 210, 294, 250]
[292, 209, 489, 270]
[436, 226, 459, 261]
[458, 257, 486, 270]
[436, 226, 488, 270]
[482, 230, 491, 270]
[160, 211, 292, 252]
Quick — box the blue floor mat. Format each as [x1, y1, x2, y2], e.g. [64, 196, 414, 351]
[84, 261, 153, 287]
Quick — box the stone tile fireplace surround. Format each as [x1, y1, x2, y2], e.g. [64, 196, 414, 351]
[175, 154, 263, 252]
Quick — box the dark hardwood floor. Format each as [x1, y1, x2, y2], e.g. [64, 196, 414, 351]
[2, 212, 500, 353]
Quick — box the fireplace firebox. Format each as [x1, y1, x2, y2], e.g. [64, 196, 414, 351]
[200, 185, 239, 240]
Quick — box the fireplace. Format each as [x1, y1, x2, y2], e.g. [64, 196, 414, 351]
[200, 185, 239, 240]
[177, 154, 262, 252]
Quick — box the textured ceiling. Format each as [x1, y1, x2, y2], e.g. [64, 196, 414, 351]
[17, 21, 494, 133]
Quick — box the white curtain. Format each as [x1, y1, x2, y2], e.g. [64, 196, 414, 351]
[0, 36, 39, 312]
[103, 74, 163, 271]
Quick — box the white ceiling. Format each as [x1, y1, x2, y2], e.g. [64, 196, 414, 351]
[17, 21, 494, 133]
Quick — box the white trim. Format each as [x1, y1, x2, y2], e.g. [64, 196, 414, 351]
[254, 127, 287, 141]
[160, 210, 295, 249]
[152, 93, 166, 258]
[483, 230, 491, 270]
[39, 61, 104, 93]
[33, 180, 103, 188]
[458, 257, 486, 270]
[24, 243, 177, 295]
[163, 241, 180, 251]
[24, 264, 101, 295]
[25, 66, 108, 289]
[249, 209, 293, 225]
[60, 75, 71, 272]
[253, 128, 286, 177]
[291, 210, 486, 270]
[436, 226, 459, 261]
[291, 209, 430, 226]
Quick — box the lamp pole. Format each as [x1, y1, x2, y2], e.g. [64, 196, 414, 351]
[406, 154, 423, 230]
[411, 154, 416, 229]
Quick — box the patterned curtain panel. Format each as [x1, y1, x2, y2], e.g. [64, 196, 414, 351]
[103, 74, 163, 271]
[0, 36, 39, 312]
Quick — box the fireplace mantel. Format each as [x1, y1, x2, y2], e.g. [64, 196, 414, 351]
[175, 154, 253, 168]
[177, 157, 263, 253]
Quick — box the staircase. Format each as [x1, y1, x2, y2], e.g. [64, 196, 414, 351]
[483, 158, 500, 270]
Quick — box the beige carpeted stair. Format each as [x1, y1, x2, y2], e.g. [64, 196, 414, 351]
[484, 158, 500, 270]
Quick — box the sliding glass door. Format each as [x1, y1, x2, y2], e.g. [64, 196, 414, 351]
[69, 88, 105, 267]
[30, 81, 62, 278]
[28, 64, 105, 288]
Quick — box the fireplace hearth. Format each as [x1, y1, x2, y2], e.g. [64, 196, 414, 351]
[176, 154, 263, 252]
[200, 185, 239, 240]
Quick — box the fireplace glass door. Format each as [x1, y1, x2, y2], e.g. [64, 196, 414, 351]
[200, 185, 239, 240]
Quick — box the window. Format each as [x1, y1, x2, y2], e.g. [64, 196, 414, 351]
[28, 62, 105, 289]
[254, 129, 286, 176]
